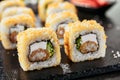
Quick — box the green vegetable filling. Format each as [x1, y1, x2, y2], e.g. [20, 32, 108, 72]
[75, 36, 81, 50]
[46, 40, 54, 57]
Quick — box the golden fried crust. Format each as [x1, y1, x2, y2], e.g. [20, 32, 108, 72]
[69, 20, 106, 36]
[0, 14, 35, 50]
[1, 14, 35, 28]
[46, 1, 77, 16]
[0, 0, 25, 21]
[38, 0, 63, 22]
[64, 20, 107, 62]
[45, 11, 78, 28]
[17, 28, 61, 71]
[64, 30, 73, 61]
[64, 31, 69, 56]
[2, 7, 36, 22]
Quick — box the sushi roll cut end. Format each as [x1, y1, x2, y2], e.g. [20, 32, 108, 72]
[64, 20, 107, 62]
[17, 28, 61, 71]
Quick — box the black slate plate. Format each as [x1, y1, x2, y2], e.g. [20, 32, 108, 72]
[0, 13, 120, 80]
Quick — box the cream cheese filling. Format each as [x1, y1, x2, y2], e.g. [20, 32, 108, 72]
[30, 41, 47, 54]
[10, 24, 25, 33]
[81, 34, 98, 44]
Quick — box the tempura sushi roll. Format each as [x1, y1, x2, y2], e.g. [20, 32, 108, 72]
[17, 28, 61, 71]
[64, 20, 107, 62]
[46, 11, 78, 45]
[38, 0, 63, 23]
[0, 14, 35, 49]
[46, 1, 77, 16]
[0, 0, 25, 21]
[2, 7, 36, 22]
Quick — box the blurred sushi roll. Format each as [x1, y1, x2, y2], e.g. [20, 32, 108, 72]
[2, 7, 36, 22]
[46, 1, 77, 16]
[64, 20, 107, 62]
[45, 11, 78, 45]
[17, 28, 61, 71]
[38, 0, 63, 23]
[0, 0, 25, 41]
[0, 14, 35, 49]
[0, 0, 25, 21]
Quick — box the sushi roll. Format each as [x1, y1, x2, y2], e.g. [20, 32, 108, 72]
[45, 11, 78, 45]
[64, 20, 107, 62]
[2, 7, 36, 22]
[0, 0, 25, 41]
[38, 0, 63, 23]
[0, 0, 25, 21]
[0, 14, 35, 49]
[46, 1, 77, 16]
[17, 28, 61, 71]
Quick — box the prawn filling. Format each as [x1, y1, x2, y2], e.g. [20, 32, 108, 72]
[75, 33, 99, 54]
[28, 40, 54, 62]
[56, 19, 74, 39]
[9, 24, 28, 43]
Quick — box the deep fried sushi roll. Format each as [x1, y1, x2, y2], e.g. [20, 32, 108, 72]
[0, 14, 35, 49]
[17, 28, 61, 71]
[46, 11, 78, 45]
[2, 7, 36, 22]
[46, 1, 77, 16]
[38, 0, 63, 23]
[0, 0, 25, 21]
[64, 20, 107, 62]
